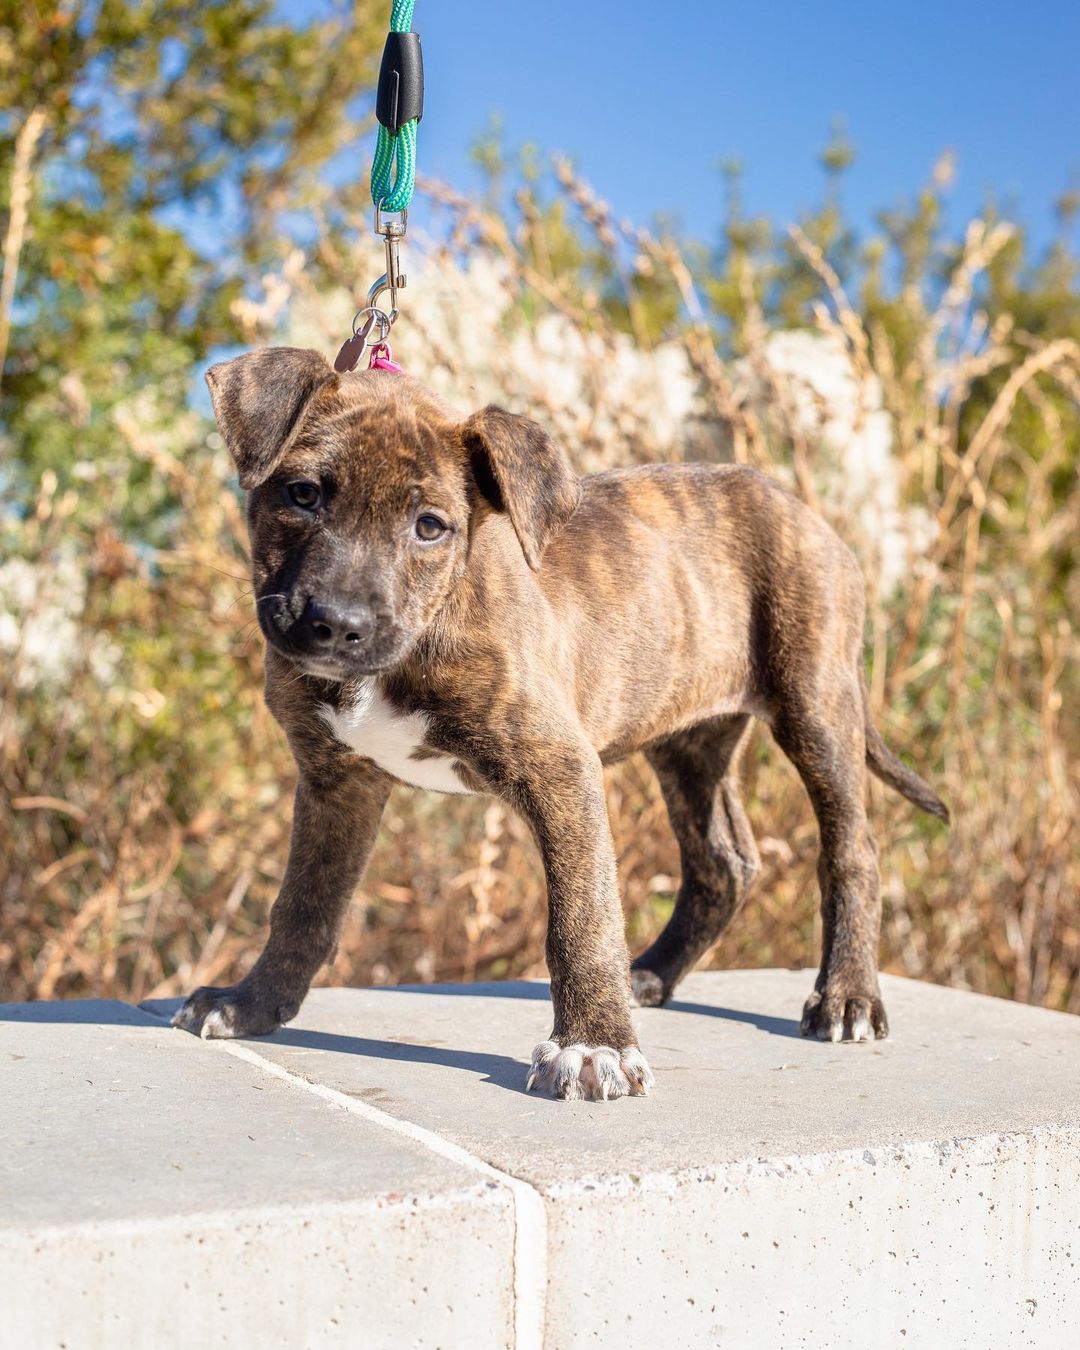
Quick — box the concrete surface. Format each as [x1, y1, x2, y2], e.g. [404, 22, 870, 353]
[4, 971, 1080, 1349]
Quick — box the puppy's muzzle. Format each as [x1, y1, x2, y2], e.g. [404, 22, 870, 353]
[259, 591, 406, 676]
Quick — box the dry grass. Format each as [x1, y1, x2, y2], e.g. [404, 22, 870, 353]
[1, 164, 1077, 1011]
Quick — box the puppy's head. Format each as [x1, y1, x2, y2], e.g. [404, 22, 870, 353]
[207, 347, 579, 680]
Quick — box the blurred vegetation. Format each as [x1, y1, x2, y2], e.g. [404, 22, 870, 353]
[1, 6, 1077, 1012]
[0, 0, 384, 512]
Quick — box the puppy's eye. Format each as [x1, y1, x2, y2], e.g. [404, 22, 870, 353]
[415, 513, 449, 542]
[286, 481, 321, 511]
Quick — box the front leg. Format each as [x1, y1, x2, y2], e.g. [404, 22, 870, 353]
[174, 765, 390, 1038]
[515, 746, 654, 1101]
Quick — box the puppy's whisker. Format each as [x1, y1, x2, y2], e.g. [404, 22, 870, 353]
[225, 589, 254, 615]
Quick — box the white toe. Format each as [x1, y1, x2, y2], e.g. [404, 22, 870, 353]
[199, 1008, 234, 1040]
[850, 1012, 873, 1042]
[581, 1048, 630, 1101]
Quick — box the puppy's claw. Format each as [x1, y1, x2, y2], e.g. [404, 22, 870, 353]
[621, 1046, 655, 1096]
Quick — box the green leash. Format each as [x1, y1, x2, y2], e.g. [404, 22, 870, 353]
[370, 0, 420, 213]
[336, 0, 423, 372]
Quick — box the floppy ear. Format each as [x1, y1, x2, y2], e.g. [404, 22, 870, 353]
[205, 347, 335, 489]
[461, 406, 581, 570]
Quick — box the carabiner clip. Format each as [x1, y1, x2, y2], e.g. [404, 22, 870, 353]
[366, 274, 399, 329]
[370, 201, 407, 320]
[333, 205, 409, 373]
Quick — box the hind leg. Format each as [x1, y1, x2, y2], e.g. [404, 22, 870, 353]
[773, 684, 888, 1042]
[631, 716, 760, 1007]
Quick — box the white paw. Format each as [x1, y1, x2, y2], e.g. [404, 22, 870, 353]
[526, 1040, 655, 1101]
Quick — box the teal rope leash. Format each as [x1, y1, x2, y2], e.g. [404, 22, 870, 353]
[370, 0, 419, 212]
[335, 0, 421, 370]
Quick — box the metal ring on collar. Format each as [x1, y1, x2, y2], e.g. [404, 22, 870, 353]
[350, 305, 395, 343]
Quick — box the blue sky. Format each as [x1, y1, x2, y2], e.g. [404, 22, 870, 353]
[410, 2, 1078, 252]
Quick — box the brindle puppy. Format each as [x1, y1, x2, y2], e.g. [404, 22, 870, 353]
[173, 347, 948, 1102]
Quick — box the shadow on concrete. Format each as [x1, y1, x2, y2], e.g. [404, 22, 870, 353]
[374, 980, 803, 1038]
[269, 1026, 528, 1092]
[273, 982, 546, 1092]
[661, 1000, 803, 1039]
[371, 979, 552, 1002]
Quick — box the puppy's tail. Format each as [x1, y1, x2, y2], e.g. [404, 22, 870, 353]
[861, 675, 950, 823]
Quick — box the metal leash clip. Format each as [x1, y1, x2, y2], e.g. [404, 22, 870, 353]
[334, 203, 408, 373]
[370, 201, 407, 321]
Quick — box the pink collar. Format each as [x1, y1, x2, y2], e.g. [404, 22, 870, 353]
[368, 341, 404, 374]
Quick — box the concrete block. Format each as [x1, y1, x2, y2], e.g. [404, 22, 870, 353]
[149, 970, 1080, 1349]
[6, 973, 1079, 1348]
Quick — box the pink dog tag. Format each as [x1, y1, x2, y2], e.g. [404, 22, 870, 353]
[368, 342, 404, 374]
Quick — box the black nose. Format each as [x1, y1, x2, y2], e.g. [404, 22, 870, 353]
[301, 598, 374, 651]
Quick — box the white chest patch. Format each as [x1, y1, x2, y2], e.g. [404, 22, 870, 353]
[319, 681, 476, 795]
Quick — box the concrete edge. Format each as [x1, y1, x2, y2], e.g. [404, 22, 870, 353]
[0, 1184, 513, 1245]
[536, 1122, 1080, 1199]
